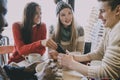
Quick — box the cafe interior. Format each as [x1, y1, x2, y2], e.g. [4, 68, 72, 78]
[0, 0, 115, 80]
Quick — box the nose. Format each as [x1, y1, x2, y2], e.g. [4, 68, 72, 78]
[39, 13, 42, 19]
[4, 17, 8, 27]
[0, 14, 8, 27]
[98, 12, 103, 19]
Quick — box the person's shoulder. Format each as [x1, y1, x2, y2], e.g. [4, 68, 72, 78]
[12, 22, 22, 29]
[77, 25, 84, 30]
[13, 22, 22, 26]
[40, 22, 46, 27]
[109, 22, 120, 37]
[108, 24, 120, 43]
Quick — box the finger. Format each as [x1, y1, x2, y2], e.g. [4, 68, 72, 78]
[47, 44, 54, 49]
[57, 54, 61, 59]
[57, 57, 62, 65]
[47, 39, 57, 49]
[66, 50, 69, 52]
[47, 42, 56, 49]
[50, 39, 57, 47]
[58, 54, 64, 58]
[66, 50, 70, 55]
[57, 59, 61, 64]
[49, 39, 57, 47]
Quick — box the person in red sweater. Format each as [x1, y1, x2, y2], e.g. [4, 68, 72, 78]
[8, 2, 57, 63]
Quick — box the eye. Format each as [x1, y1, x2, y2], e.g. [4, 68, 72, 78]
[35, 11, 42, 16]
[40, 12, 42, 15]
[61, 13, 65, 17]
[3, 9, 7, 15]
[35, 12, 38, 15]
[100, 9, 105, 13]
[68, 12, 72, 15]
[0, 7, 7, 15]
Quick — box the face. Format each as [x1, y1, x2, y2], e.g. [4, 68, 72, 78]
[59, 8, 73, 27]
[0, 0, 7, 38]
[33, 6, 41, 24]
[98, 2, 120, 28]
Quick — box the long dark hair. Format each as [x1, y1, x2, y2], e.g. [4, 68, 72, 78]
[21, 2, 39, 44]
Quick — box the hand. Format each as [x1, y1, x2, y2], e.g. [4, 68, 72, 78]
[57, 54, 74, 69]
[49, 50, 58, 60]
[41, 39, 57, 50]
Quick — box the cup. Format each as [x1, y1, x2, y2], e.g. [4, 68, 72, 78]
[35, 61, 47, 73]
[90, 60, 102, 66]
[35, 61, 47, 79]
[25, 53, 41, 63]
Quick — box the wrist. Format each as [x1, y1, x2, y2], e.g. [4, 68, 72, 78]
[68, 59, 77, 69]
[41, 39, 47, 46]
[72, 55, 78, 62]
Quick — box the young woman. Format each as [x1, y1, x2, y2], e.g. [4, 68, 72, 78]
[49, 1, 84, 59]
[8, 2, 57, 63]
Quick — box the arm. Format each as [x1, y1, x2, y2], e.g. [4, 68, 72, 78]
[72, 54, 91, 62]
[12, 23, 46, 55]
[87, 29, 108, 60]
[59, 28, 120, 79]
[58, 54, 89, 76]
[48, 50, 58, 60]
[87, 29, 120, 79]
[72, 32, 105, 62]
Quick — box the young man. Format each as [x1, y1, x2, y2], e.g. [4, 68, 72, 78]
[0, 0, 7, 38]
[0, 0, 9, 80]
[58, 0, 120, 79]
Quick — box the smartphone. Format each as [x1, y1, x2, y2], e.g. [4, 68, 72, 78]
[56, 43, 66, 54]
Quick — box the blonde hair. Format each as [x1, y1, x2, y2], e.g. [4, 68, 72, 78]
[53, 14, 78, 51]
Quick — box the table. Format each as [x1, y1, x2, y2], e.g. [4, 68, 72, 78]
[15, 59, 87, 80]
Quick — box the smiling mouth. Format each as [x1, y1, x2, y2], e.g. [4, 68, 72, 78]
[65, 20, 70, 23]
[102, 19, 106, 24]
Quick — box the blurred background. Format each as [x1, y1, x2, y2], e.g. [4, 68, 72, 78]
[2, 0, 104, 53]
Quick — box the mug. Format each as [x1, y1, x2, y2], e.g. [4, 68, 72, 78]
[35, 61, 47, 73]
[25, 53, 41, 63]
[90, 60, 102, 66]
[35, 61, 48, 80]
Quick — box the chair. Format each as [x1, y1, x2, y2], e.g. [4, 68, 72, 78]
[0, 46, 14, 54]
[0, 36, 14, 65]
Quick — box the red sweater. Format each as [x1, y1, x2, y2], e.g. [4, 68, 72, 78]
[9, 22, 47, 63]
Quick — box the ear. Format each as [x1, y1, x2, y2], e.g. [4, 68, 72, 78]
[115, 5, 120, 16]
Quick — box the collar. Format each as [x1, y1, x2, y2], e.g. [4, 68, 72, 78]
[110, 20, 120, 34]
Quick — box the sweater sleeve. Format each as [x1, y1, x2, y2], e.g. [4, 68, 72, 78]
[87, 29, 108, 60]
[39, 23, 47, 55]
[87, 39, 104, 60]
[12, 23, 45, 55]
[87, 28, 120, 79]
[40, 23, 47, 40]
